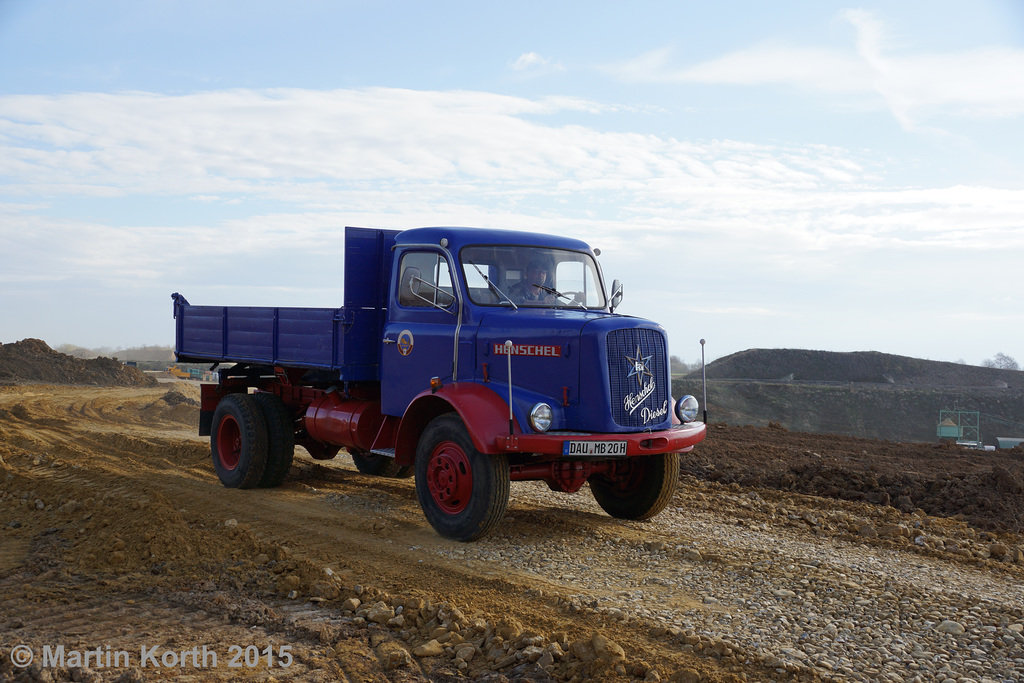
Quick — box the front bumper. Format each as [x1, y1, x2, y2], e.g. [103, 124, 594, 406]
[494, 422, 706, 457]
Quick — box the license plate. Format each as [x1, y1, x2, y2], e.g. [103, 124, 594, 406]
[562, 440, 628, 456]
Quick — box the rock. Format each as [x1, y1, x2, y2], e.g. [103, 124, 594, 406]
[858, 523, 878, 538]
[990, 543, 1008, 559]
[522, 645, 544, 662]
[277, 574, 302, 593]
[670, 669, 701, 683]
[877, 524, 906, 538]
[366, 601, 394, 625]
[341, 597, 360, 611]
[224, 519, 238, 528]
[308, 580, 339, 600]
[455, 644, 476, 662]
[496, 618, 523, 640]
[412, 639, 444, 657]
[682, 549, 703, 562]
[936, 620, 965, 635]
[592, 634, 625, 662]
[772, 589, 797, 598]
[59, 500, 81, 515]
[377, 643, 412, 670]
[253, 553, 270, 565]
[495, 653, 518, 668]
[570, 639, 597, 662]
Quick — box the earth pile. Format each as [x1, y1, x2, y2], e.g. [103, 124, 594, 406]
[0, 338, 157, 387]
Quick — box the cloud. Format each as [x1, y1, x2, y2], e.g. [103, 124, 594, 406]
[0, 88, 865, 201]
[509, 51, 564, 74]
[1, 87, 1022, 260]
[1, 86, 1022, 359]
[606, 10, 1024, 127]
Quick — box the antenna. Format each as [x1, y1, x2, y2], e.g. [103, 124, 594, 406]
[700, 339, 707, 424]
[505, 340, 514, 435]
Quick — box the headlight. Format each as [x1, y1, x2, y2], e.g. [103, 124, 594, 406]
[529, 403, 553, 432]
[675, 395, 699, 423]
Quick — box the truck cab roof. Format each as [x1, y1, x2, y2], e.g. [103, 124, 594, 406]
[394, 226, 595, 254]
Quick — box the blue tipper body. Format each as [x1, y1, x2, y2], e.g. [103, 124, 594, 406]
[173, 228, 398, 382]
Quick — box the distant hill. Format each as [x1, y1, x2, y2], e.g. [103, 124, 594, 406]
[698, 348, 1023, 388]
[673, 349, 1024, 445]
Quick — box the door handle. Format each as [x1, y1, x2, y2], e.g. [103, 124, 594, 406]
[382, 337, 396, 344]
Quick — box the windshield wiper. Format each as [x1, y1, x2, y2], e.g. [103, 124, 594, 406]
[535, 284, 588, 310]
[472, 264, 518, 310]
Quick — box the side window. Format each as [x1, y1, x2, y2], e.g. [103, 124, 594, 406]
[397, 252, 455, 309]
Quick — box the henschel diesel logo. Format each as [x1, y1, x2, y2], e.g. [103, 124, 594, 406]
[623, 345, 658, 420]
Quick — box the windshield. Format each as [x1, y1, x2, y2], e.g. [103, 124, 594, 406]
[461, 245, 606, 309]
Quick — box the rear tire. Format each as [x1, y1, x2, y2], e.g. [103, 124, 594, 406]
[589, 452, 679, 520]
[414, 413, 509, 541]
[253, 392, 295, 488]
[351, 450, 413, 478]
[211, 394, 268, 489]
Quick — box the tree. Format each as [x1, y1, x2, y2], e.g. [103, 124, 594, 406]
[670, 355, 702, 377]
[982, 352, 1020, 371]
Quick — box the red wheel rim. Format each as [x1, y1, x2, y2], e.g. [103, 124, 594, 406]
[426, 440, 472, 514]
[605, 459, 646, 494]
[216, 414, 241, 470]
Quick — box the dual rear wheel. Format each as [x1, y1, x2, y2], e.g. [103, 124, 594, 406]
[211, 393, 294, 489]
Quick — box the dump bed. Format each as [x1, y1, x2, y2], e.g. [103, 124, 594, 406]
[172, 227, 398, 381]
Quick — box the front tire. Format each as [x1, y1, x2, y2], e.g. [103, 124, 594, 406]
[414, 413, 509, 541]
[590, 452, 680, 520]
[211, 394, 268, 489]
[351, 450, 413, 479]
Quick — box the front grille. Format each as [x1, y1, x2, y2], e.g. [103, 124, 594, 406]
[607, 328, 670, 429]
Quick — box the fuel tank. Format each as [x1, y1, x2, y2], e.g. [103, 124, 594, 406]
[303, 391, 384, 451]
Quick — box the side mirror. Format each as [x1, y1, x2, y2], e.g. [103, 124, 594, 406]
[609, 279, 623, 312]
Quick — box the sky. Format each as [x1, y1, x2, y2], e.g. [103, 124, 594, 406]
[1, 1, 1023, 366]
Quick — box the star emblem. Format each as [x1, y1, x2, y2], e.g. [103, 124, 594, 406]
[625, 345, 653, 388]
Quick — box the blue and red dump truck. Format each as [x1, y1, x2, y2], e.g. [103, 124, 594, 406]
[173, 226, 705, 541]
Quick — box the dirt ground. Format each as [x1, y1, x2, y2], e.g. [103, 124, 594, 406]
[685, 423, 1024, 532]
[1, 382, 1022, 683]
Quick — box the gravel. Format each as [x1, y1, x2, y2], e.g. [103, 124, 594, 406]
[430, 480, 1024, 683]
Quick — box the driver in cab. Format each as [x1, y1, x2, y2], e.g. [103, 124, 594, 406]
[509, 259, 556, 305]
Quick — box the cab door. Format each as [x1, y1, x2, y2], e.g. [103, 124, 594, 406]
[381, 249, 460, 416]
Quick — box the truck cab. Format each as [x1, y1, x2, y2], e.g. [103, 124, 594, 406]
[173, 226, 705, 541]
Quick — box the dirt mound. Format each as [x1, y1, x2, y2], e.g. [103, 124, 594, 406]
[699, 348, 1024, 387]
[0, 338, 157, 387]
[687, 423, 1024, 532]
